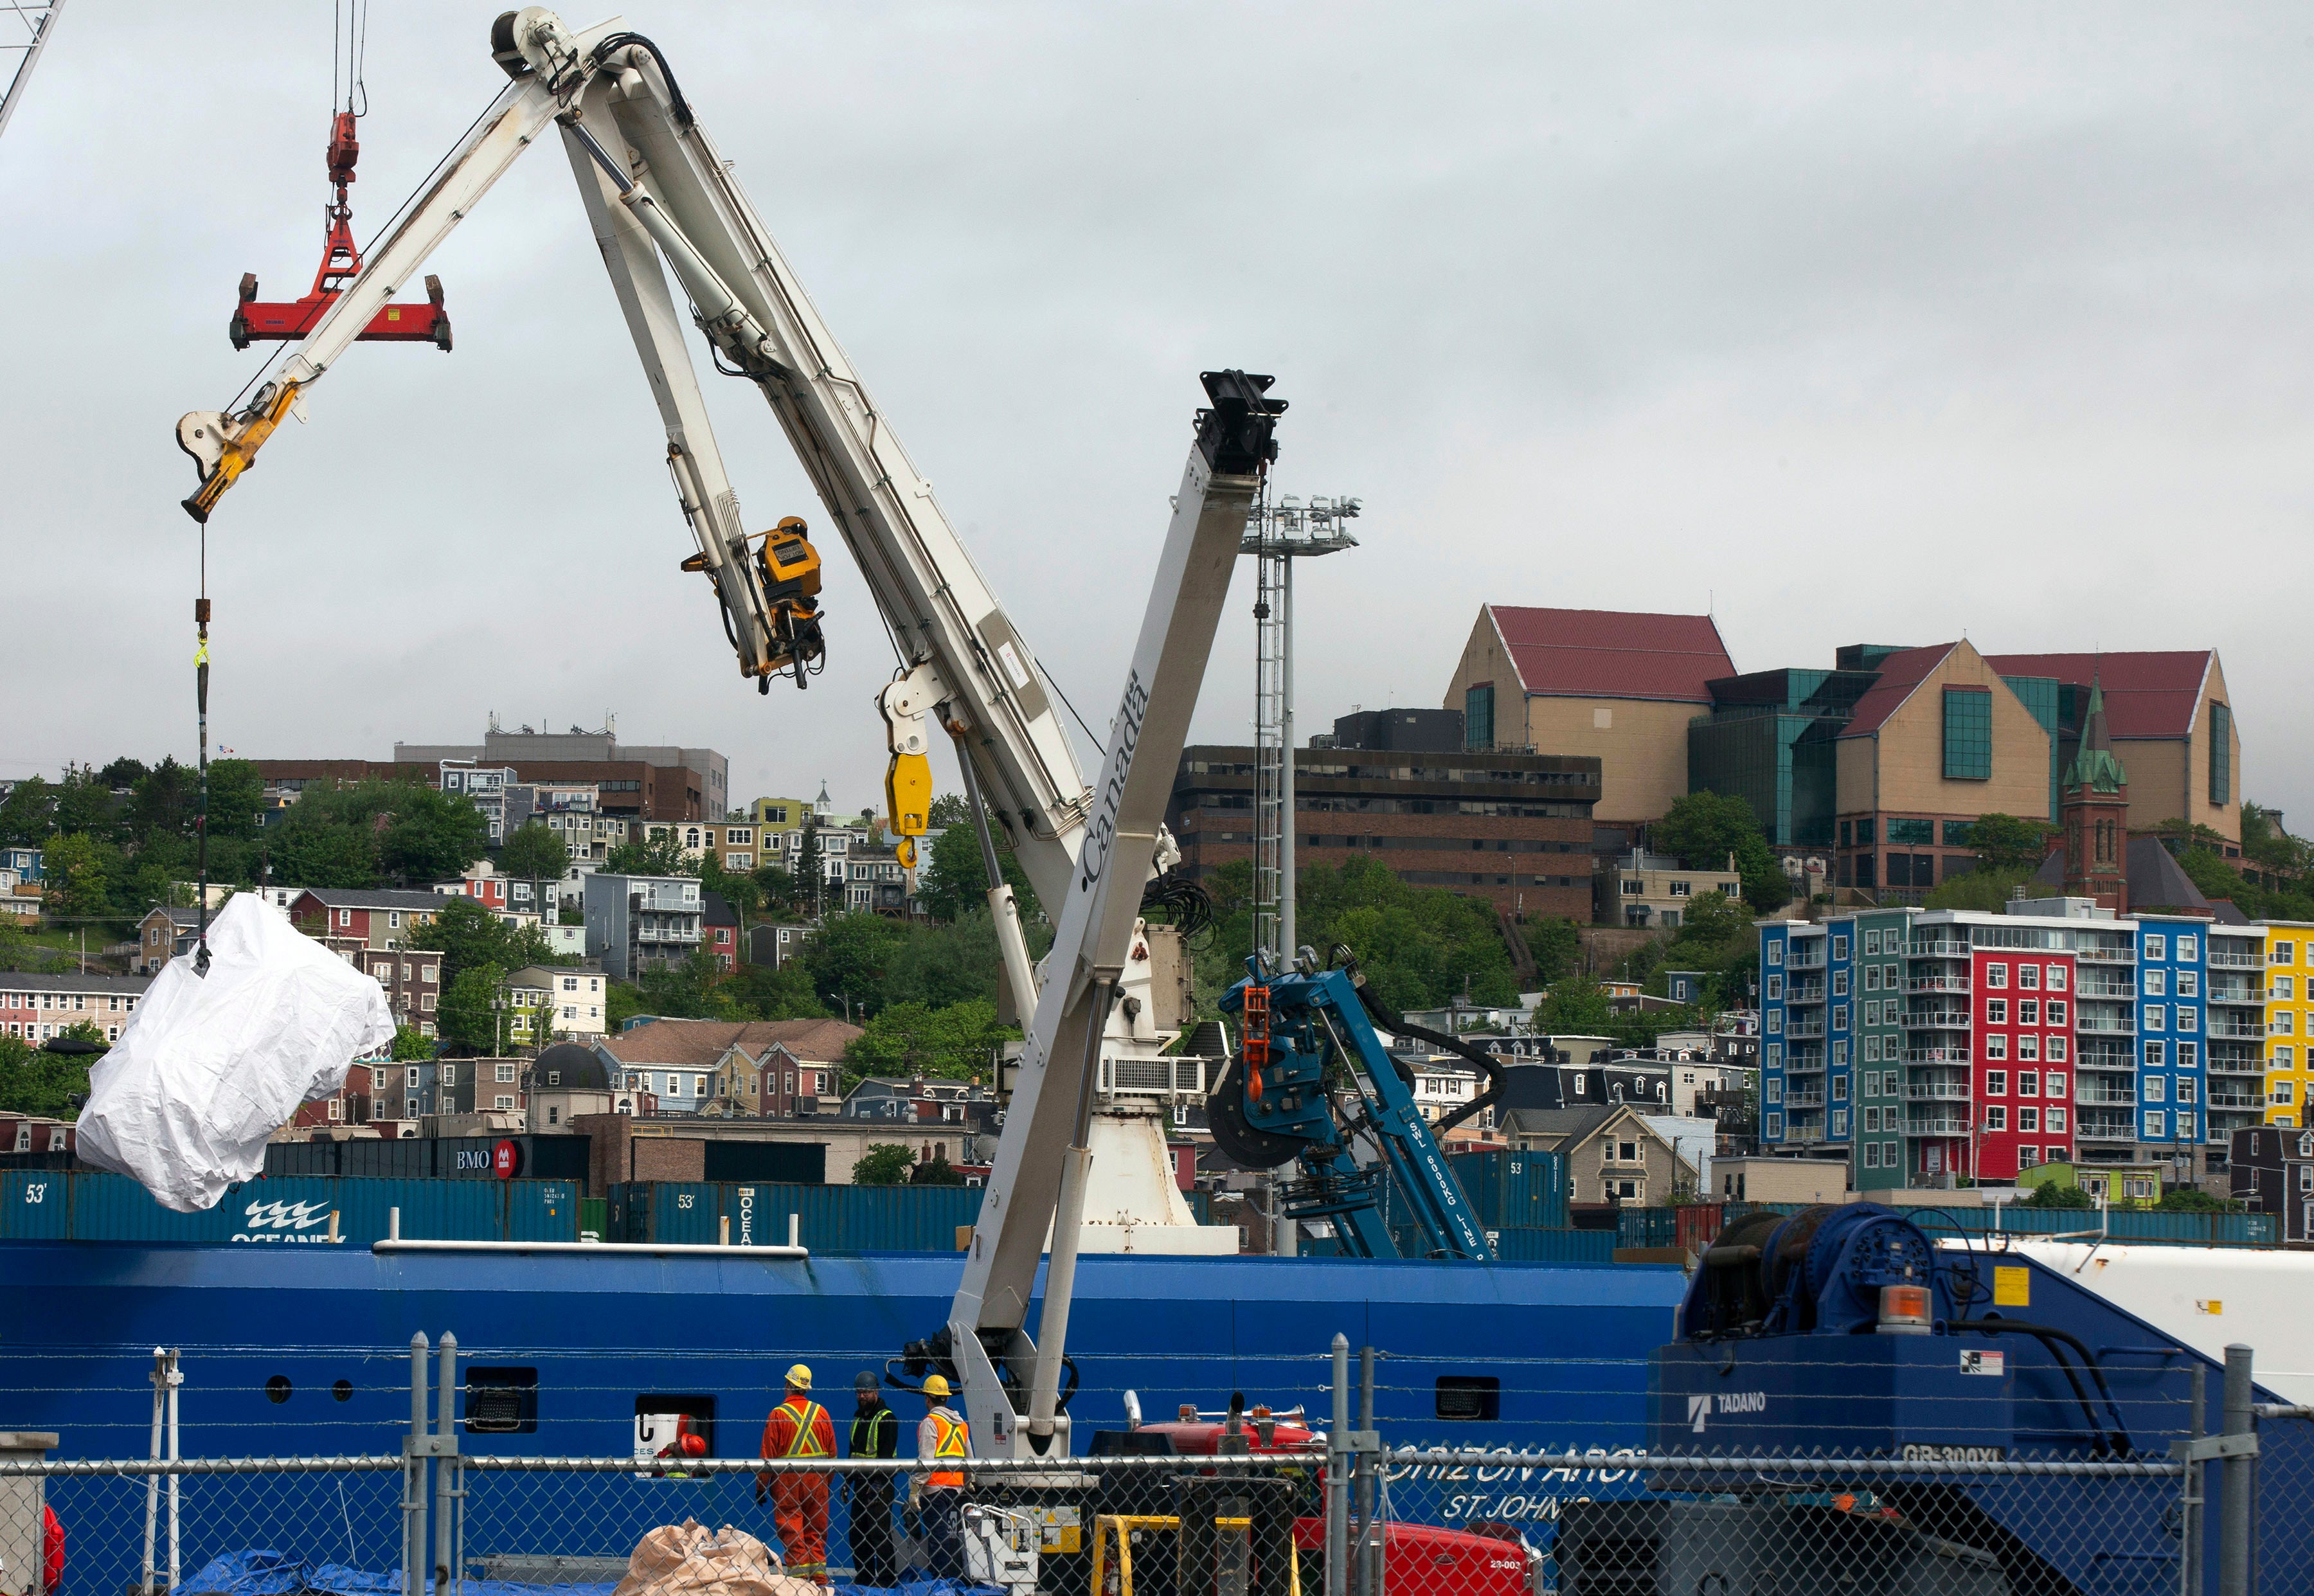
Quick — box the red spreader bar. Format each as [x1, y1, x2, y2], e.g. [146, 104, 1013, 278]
[229, 110, 451, 352]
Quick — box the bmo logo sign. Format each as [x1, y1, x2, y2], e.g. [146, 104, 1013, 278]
[453, 1140, 523, 1178]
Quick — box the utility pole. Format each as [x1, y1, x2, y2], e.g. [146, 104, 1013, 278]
[1244, 490, 1359, 969]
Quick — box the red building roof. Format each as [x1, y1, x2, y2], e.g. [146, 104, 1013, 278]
[1980, 651, 2217, 740]
[1485, 606, 1734, 704]
[1839, 643, 1958, 737]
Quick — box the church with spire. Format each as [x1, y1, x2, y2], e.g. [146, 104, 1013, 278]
[2060, 679, 2130, 913]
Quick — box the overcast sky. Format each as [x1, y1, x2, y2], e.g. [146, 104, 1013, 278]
[7, 4, 2312, 827]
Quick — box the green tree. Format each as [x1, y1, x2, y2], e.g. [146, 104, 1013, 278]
[842, 999, 1012, 1083]
[917, 812, 1040, 923]
[0, 777, 53, 846]
[436, 963, 509, 1052]
[803, 912, 914, 1016]
[97, 757, 149, 789]
[1968, 813, 2058, 874]
[1536, 975, 1615, 1036]
[1523, 917, 1582, 986]
[853, 1143, 916, 1185]
[636, 947, 744, 1020]
[911, 1152, 967, 1186]
[2023, 1179, 2094, 1210]
[605, 980, 649, 1032]
[605, 831, 695, 877]
[2155, 1186, 2241, 1212]
[2177, 848, 2248, 908]
[127, 758, 197, 848]
[50, 766, 118, 841]
[1673, 890, 1750, 949]
[0, 920, 71, 974]
[882, 912, 1011, 1009]
[725, 958, 828, 1020]
[751, 864, 805, 920]
[410, 896, 555, 992]
[390, 1025, 435, 1062]
[1924, 866, 2038, 913]
[379, 785, 491, 886]
[0, 1034, 93, 1115]
[205, 759, 265, 843]
[502, 823, 571, 926]
[40, 833, 116, 925]
[1652, 791, 1789, 914]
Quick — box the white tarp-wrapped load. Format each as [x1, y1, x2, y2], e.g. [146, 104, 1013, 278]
[75, 893, 395, 1212]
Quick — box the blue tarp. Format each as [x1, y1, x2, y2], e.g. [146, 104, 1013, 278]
[181, 1551, 1001, 1596]
[180, 1552, 615, 1596]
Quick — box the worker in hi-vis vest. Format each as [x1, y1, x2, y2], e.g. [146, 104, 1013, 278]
[755, 1363, 836, 1579]
[912, 1374, 971, 1579]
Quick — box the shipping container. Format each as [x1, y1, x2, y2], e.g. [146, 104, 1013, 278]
[1615, 1207, 1680, 1251]
[432, 1135, 593, 1181]
[504, 1179, 581, 1242]
[701, 1141, 826, 1185]
[725, 1182, 982, 1252]
[1, 1170, 67, 1239]
[579, 1197, 608, 1242]
[1489, 1227, 1619, 1265]
[1673, 1203, 1725, 1255]
[339, 1138, 435, 1180]
[0, 1171, 567, 1246]
[1447, 1150, 1570, 1230]
[609, 1183, 722, 1245]
[262, 1141, 341, 1178]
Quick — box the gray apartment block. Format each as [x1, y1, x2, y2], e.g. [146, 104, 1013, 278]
[584, 873, 705, 980]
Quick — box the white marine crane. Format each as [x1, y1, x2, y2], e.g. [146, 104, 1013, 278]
[172, 7, 1284, 1459]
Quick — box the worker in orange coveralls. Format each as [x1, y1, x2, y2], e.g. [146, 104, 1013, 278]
[755, 1363, 836, 1581]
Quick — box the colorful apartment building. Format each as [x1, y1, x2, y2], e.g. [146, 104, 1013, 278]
[2264, 922, 2314, 1127]
[1761, 902, 2284, 1188]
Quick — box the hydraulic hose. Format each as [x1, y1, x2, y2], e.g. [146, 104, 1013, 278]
[591, 33, 696, 127]
[1345, 967, 1505, 1135]
[1956, 1318, 2131, 1456]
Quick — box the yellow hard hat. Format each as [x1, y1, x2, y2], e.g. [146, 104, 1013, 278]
[786, 1364, 812, 1390]
[921, 1374, 951, 1399]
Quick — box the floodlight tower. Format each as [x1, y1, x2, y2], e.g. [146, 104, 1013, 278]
[0, 1, 67, 144]
[1244, 490, 1359, 968]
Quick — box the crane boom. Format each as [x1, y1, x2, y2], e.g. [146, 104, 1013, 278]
[172, 6, 1286, 1457]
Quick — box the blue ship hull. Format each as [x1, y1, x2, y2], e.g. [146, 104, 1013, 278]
[5, 1242, 1682, 1460]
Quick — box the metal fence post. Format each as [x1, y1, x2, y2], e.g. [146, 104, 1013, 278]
[405, 1333, 429, 1596]
[2221, 1345, 2253, 1596]
[1354, 1346, 1377, 1596]
[1327, 1335, 1349, 1596]
[435, 1333, 459, 1596]
[2182, 1361, 2205, 1596]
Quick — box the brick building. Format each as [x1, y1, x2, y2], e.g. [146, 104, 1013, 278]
[1169, 721, 1599, 920]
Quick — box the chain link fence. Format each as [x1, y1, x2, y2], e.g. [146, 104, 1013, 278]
[8, 1338, 2314, 1595]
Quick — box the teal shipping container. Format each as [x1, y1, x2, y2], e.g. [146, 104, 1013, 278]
[1489, 1227, 1618, 1264]
[1616, 1207, 1680, 1251]
[608, 1181, 1223, 1251]
[1448, 1150, 1569, 1230]
[506, 1179, 582, 1242]
[0, 1170, 573, 1245]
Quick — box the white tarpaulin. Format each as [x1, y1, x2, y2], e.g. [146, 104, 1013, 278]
[75, 893, 395, 1212]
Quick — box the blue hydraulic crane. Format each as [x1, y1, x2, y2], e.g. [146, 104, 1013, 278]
[1209, 948, 1498, 1260]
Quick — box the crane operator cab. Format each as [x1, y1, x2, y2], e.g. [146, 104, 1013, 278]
[684, 515, 826, 690]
